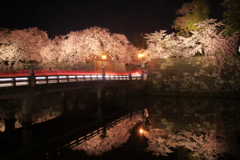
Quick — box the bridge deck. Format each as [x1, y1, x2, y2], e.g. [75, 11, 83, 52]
[0, 72, 143, 100]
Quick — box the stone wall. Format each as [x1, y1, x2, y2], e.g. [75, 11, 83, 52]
[77, 60, 95, 70]
[146, 56, 240, 96]
[74, 60, 126, 72]
[94, 61, 126, 72]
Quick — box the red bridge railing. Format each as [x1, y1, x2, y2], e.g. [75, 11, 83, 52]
[0, 70, 145, 88]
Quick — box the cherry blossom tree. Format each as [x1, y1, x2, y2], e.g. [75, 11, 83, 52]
[144, 30, 195, 60]
[0, 27, 139, 71]
[145, 19, 239, 72]
[0, 28, 49, 71]
[41, 27, 137, 68]
[39, 38, 61, 69]
[187, 19, 239, 71]
[144, 30, 174, 60]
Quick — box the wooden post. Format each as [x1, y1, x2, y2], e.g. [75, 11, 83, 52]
[129, 71, 132, 81]
[29, 65, 35, 87]
[101, 61, 105, 81]
[100, 124, 107, 139]
[129, 111, 133, 121]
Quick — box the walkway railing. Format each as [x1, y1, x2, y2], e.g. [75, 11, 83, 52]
[0, 74, 142, 88]
[68, 110, 142, 149]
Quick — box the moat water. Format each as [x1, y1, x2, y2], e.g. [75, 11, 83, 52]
[0, 96, 239, 160]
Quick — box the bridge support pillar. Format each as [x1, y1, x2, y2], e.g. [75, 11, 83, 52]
[72, 94, 78, 112]
[97, 88, 103, 122]
[61, 92, 67, 115]
[97, 87, 106, 138]
[84, 95, 91, 110]
[21, 98, 33, 146]
[4, 106, 16, 133]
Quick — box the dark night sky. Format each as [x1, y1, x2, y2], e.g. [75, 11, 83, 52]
[0, 0, 225, 42]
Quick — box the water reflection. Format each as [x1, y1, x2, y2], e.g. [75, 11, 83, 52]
[72, 113, 143, 156]
[0, 96, 239, 160]
[0, 94, 61, 132]
[145, 97, 240, 160]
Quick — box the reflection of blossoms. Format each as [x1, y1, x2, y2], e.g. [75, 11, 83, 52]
[31, 95, 61, 124]
[31, 106, 61, 124]
[73, 114, 142, 156]
[0, 120, 4, 132]
[147, 98, 240, 159]
[144, 125, 239, 160]
[144, 128, 174, 156]
[0, 110, 4, 132]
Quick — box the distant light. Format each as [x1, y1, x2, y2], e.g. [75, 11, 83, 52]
[238, 46, 240, 53]
[139, 129, 144, 134]
[102, 55, 107, 60]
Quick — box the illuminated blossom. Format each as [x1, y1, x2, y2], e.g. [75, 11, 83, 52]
[144, 126, 239, 160]
[0, 28, 49, 70]
[145, 19, 239, 72]
[43, 27, 137, 68]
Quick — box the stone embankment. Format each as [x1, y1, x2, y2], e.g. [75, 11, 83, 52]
[146, 56, 240, 97]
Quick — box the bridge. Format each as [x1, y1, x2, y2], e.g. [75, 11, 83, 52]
[0, 69, 143, 88]
[0, 68, 147, 160]
[0, 69, 144, 100]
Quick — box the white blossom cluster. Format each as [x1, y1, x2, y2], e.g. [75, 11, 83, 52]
[0, 28, 49, 70]
[145, 19, 239, 71]
[0, 27, 139, 71]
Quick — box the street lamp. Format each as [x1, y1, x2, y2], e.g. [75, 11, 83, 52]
[102, 55, 107, 60]
[101, 55, 107, 80]
[138, 53, 145, 80]
[138, 53, 143, 58]
[138, 53, 145, 68]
